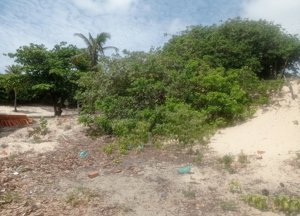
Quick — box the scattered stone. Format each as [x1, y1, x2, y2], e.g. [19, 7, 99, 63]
[112, 169, 122, 174]
[261, 189, 269, 196]
[88, 171, 99, 178]
[256, 155, 263, 160]
[1, 150, 8, 156]
[1, 144, 8, 148]
[280, 182, 285, 187]
[257, 150, 265, 155]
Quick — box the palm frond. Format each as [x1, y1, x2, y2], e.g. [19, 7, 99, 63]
[95, 32, 111, 45]
[74, 33, 91, 48]
[103, 46, 119, 53]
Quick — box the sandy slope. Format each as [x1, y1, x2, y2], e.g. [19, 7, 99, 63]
[210, 79, 300, 186]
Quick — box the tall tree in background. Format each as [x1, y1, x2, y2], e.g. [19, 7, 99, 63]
[8, 42, 81, 116]
[4, 65, 27, 112]
[163, 18, 300, 79]
[74, 32, 118, 70]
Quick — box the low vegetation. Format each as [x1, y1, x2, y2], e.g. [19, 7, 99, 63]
[243, 193, 300, 215]
[28, 117, 49, 141]
[65, 187, 100, 207]
[0, 191, 21, 207]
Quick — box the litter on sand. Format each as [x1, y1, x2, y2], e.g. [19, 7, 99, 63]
[79, 150, 88, 158]
[177, 164, 192, 174]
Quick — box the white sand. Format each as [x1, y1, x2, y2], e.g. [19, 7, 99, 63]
[0, 106, 82, 157]
[0, 105, 76, 117]
[210, 79, 300, 184]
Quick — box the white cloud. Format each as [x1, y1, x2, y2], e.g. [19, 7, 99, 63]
[0, 0, 242, 72]
[242, 0, 300, 34]
[71, 0, 137, 15]
[167, 18, 188, 35]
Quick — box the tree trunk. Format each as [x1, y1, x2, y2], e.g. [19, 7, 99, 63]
[14, 89, 17, 112]
[52, 95, 63, 116]
[53, 102, 63, 116]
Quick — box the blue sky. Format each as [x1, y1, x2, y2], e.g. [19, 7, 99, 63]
[0, 0, 300, 72]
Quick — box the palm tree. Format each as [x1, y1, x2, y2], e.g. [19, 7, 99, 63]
[74, 32, 118, 69]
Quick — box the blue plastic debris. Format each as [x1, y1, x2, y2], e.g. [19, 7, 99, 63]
[79, 150, 88, 158]
[177, 164, 192, 174]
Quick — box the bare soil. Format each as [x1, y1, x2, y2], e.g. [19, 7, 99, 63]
[0, 81, 300, 216]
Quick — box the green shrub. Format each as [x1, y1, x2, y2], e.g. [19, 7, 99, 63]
[242, 194, 269, 210]
[77, 42, 284, 152]
[273, 195, 300, 214]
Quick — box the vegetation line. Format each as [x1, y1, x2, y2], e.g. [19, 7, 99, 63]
[1, 18, 299, 153]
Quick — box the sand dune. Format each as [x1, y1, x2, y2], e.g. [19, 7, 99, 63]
[210, 79, 300, 185]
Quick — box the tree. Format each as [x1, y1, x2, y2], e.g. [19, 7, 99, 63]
[4, 65, 27, 112]
[74, 32, 118, 70]
[8, 42, 81, 116]
[163, 18, 300, 79]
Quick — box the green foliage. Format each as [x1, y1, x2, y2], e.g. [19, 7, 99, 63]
[242, 194, 269, 210]
[76, 19, 289, 151]
[220, 154, 235, 173]
[243, 194, 300, 214]
[273, 195, 300, 214]
[0, 191, 21, 207]
[182, 189, 196, 199]
[8, 42, 81, 115]
[221, 200, 239, 211]
[103, 143, 115, 155]
[65, 187, 99, 207]
[229, 179, 242, 193]
[238, 151, 248, 165]
[163, 18, 300, 79]
[74, 32, 117, 69]
[151, 101, 210, 144]
[39, 117, 48, 135]
[28, 117, 49, 139]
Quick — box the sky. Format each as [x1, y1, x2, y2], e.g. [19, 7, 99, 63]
[0, 0, 300, 72]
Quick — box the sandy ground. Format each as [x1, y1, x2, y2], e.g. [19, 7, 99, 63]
[210, 80, 300, 187]
[0, 105, 77, 117]
[0, 107, 80, 157]
[0, 81, 300, 215]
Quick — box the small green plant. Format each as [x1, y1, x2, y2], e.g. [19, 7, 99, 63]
[65, 187, 99, 207]
[39, 117, 48, 135]
[103, 143, 115, 155]
[182, 189, 196, 199]
[273, 195, 300, 214]
[219, 154, 235, 173]
[28, 117, 49, 139]
[8, 154, 17, 161]
[229, 179, 242, 193]
[0, 191, 21, 206]
[242, 194, 268, 210]
[238, 151, 248, 165]
[221, 200, 239, 211]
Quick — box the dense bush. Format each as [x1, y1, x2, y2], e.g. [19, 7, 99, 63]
[2, 18, 290, 153]
[78, 49, 283, 153]
[163, 18, 300, 79]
